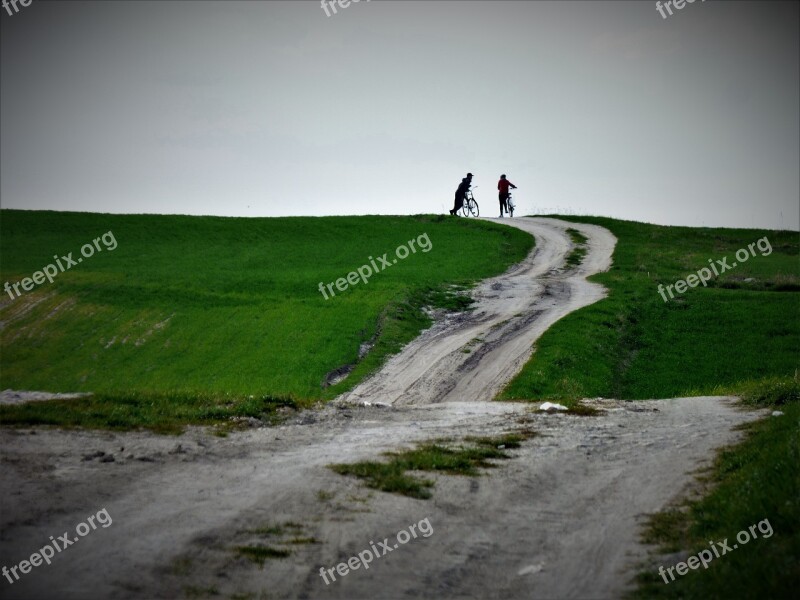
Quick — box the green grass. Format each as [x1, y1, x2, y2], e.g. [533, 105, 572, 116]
[0, 391, 296, 434]
[500, 217, 799, 403]
[735, 376, 800, 407]
[393, 443, 509, 475]
[232, 521, 317, 567]
[565, 228, 588, 267]
[284, 537, 319, 545]
[631, 385, 800, 599]
[0, 210, 532, 431]
[330, 432, 535, 499]
[564, 403, 604, 416]
[330, 459, 435, 499]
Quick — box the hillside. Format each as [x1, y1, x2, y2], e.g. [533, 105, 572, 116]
[501, 216, 799, 402]
[0, 210, 532, 429]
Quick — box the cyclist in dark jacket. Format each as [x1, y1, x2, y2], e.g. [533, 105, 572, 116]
[450, 172, 473, 216]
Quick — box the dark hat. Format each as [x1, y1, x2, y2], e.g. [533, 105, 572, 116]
[466, 172, 473, 177]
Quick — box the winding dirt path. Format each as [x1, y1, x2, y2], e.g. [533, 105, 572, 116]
[0, 218, 764, 600]
[338, 218, 616, 406]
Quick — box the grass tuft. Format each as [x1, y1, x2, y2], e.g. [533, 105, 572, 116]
[564, 228, 589, 268]
[466, 431, 536, 449]
[565, 403, 604, 416]
[330, 432, 533, 499]
[331, 460, 434, 499]
[235, 545, 291, 565]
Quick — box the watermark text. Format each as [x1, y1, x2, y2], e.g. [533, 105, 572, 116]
[4, 231, 118, 302]
[657, 236, 771, 302]
[318, 233, 432, 300]
[2, 0, 33, 17]
[321, 0, 370, 18]
[658, 518, 773, 583]
[2, 508, 113, 585]
[656, 0, 705, 20]
[319, 517, 433, 584]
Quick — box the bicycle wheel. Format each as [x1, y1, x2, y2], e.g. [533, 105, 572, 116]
[508, 200, 514, 218]
[469, 198, 479, 217]
[460, 200, 470, 217]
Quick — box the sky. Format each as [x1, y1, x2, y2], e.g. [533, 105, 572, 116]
[1, 0, 798, 230]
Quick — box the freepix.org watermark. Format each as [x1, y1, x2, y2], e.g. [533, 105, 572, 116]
[321, 0, 369, 18]
[658, 518, 773, 584]
[657, 237, 772, 303]
[2, 508, 113, 585]
[318, 233, 432, 300]
[656, 0, 705, 20]
[3, 231, 118, 302]
[2, 0, 33, 17]
[319, 517, 433, 585]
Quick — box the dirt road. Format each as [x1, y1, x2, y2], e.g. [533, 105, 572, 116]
[338, 218, 616, 406]
[0, 218, 764, 600]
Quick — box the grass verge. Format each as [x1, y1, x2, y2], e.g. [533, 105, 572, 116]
[631, 379, 799, 598]
[0, 391, 299, 434]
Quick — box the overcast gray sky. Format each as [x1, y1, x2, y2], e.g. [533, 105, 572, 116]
[1, 0, 798, 229]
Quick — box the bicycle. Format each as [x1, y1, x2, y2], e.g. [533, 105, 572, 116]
[507, 190, 515, 217]
[460, 186, 480, 217]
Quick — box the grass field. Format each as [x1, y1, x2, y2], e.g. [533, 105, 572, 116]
[0, 210, 532, 430]
[500, 216, 799, 402]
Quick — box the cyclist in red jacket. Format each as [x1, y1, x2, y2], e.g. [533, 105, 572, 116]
[498, 174, 517, 217]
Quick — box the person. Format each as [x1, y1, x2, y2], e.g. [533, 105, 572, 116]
[450, 172, 473, 216]
[497, 174, 517, 217]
